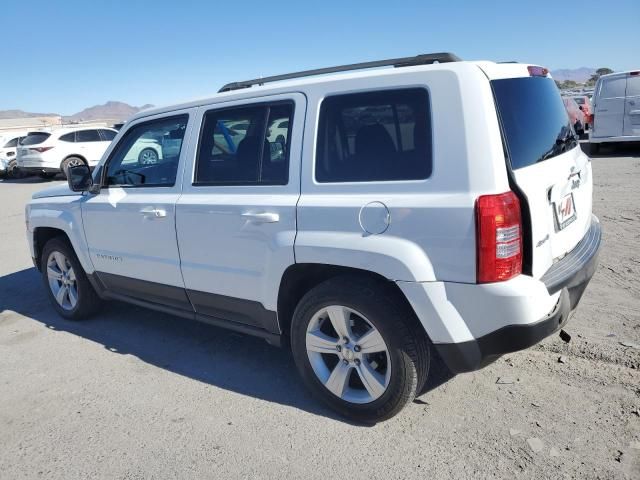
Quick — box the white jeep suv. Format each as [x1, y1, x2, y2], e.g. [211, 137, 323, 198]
[17, 127, 117, 178]
[25, 54, 601, 422]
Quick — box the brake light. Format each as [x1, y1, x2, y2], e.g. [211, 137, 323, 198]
[527, 66, 549, 77]
[29, 147, 53, 153]
[476, 191, 522, 283]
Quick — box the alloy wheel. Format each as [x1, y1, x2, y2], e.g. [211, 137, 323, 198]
[306, 305, 391, 404]
[46, 251, 78, 311]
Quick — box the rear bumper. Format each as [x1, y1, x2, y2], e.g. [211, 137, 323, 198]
[409, 215, 601, 374]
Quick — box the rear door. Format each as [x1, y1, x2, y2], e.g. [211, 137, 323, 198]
[76, 129, 105, 164]
[592, 75, 626, 138]
[623, 72, 640, 137]
[176, 93, 305, 332]
[491, 74, 593, 278]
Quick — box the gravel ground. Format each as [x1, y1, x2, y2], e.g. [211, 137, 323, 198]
[1, 146, 639, 479]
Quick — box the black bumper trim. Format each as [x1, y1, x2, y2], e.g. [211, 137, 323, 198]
[19, 166, 60, 174]
[435, 289, 572, 373]
[540, 215, 602, 294]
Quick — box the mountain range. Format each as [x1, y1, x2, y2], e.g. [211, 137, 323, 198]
[550, 67, 596, 83]
[0, 101, 154, 121]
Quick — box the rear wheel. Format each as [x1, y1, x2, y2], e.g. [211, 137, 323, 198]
[138, 148, 159, 165]
[6, 160, 23, 179]
[61, 157, 85, 179]
[291, 276, 429, 423]
[41, 237, 102, 320]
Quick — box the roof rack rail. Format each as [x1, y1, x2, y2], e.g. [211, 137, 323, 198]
[218, 52, 461, 93]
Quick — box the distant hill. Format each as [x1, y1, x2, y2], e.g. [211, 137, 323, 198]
[65, 101, 154, 122]
[551, 67, 595, 83]
[0, 101, 154, 122]
[0, 109, 59, 119]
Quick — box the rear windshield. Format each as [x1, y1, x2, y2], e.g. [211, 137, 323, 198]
[492, 77, 577, 170]
[20, 132, 51, 146]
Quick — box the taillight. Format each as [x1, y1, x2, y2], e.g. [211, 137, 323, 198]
[29, 147, 53, 153]
[476, 191, 522, 283]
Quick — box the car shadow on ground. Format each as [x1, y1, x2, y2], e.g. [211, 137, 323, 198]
[0, 267, 452, 424]
[580, 141, 640, 158]
[0, 174, 64, 184]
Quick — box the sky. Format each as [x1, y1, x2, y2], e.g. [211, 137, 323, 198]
[1, 0, 638, 115]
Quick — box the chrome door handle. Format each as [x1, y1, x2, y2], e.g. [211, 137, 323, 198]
[241, 212, 280, 223]
[140, 207, 167, 218]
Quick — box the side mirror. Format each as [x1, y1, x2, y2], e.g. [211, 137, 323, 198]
[67, 164, 93, 192]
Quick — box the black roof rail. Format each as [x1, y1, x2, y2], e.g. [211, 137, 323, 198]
[218, 52, 462, 93]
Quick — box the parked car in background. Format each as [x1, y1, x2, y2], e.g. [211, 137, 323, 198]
[16, 127, 117, 178]
[0, 131, 31, 178]
[571, 95, 593, 130]
[590, 70, 640, 153]
[562, 97, 586, 135]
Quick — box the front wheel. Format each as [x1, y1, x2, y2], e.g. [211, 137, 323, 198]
[41, 237, 102, 320]
[6, 160, 23, 179]
[291, 276, 429, 423]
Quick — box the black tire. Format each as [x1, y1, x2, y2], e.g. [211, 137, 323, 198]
[41, 236, 102, 320]
[61, 157, 85, 179]
[6, 160, 23, 179]
[275, 134, 286, 145]
[291, 275, 430, 423]
[589, 142, 600, 155]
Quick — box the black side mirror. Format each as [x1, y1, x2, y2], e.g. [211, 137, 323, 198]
[67, 164, 93, 192]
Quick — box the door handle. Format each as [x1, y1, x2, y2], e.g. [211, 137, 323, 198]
[241, 212, 280, 223]
[140, 207, 167, 218]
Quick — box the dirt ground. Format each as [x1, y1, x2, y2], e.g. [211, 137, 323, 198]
[0, 144, 639, 479]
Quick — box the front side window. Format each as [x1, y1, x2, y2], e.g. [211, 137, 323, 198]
[76, 130, 102, 142]
[316, 88, 432, 183]
[195, 102, 292, 185]
[104, 115, 188, 187]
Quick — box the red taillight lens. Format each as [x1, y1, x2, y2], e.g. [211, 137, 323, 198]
[476, 191, 522, 283]
[527, 65, 549, 77]
[30, 146, 53, 153]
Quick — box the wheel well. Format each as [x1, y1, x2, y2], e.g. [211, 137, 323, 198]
[277, 264, 418, 340]
[33, 227, 69, 270]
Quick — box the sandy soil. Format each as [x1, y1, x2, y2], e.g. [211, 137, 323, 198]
[0, 147, 638, 479]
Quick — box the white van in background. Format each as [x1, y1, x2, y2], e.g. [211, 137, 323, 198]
[589, 70, 640, 153]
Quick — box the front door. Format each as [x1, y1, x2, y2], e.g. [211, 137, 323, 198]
[81, 112, 193, 309]
[623, 73, 640, 137]
[176, 94, 306, 333]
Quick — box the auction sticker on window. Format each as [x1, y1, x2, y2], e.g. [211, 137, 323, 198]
[554, 193, 577, 230]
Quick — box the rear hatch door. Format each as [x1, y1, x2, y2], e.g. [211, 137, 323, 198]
[489, 72, 593, 278]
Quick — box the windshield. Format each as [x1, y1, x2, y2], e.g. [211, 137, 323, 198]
[20, 132, 51, 146]
[492, 77, 576, 170]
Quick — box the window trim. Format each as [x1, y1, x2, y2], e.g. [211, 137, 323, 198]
[99, 113, 189, 189]
[193, 100, 295, 187]
[313, 86, 433, 184]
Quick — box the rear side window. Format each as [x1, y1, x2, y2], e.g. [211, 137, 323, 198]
[626, 75, 640, 97]
[195, 102, 293, 185]
[316, 88, 431, 183]
[20, 133, 51, 146]
[3, 137, 19, 148]
[59, 132, 76, 143]
[492, 77, 577, 170]
[99, 129, 117, 141]
[76, 130, 102, 142]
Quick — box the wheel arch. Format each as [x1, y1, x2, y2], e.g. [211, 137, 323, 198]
[33, 227, 71, 271]
[276, 263, 425, 342]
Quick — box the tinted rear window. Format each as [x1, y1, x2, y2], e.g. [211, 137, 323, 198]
[20, 133, 51, 145]
[492, 77, 576, 170]
[316, 88, 431, 182]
